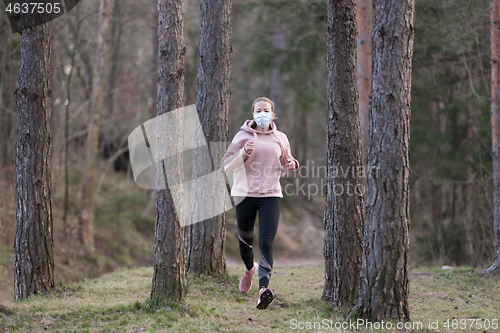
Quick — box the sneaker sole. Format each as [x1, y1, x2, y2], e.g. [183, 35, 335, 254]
[256, 289, 273, 309]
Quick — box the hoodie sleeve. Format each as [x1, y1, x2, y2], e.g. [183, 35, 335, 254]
[280, 135, 299, 175]
[221, 131, 251, 173]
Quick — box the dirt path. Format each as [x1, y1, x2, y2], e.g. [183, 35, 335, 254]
[0, 258, 323, 305]
[226, 256, 323, 266]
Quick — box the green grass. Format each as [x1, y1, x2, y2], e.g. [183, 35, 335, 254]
[1, 265, 499, 332]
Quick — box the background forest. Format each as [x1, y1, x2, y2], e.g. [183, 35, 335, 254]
[0, 0, 496, 301]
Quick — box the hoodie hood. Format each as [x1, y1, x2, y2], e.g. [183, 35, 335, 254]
[241, 119, 277, 134]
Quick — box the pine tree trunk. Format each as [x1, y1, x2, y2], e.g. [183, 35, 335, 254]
[347, 0, 414, 322]
[271, 27, 284, 129]
[0, 9, 15, 171]
[322, 0, 364, 308]
[80, 0, 113, 251]
[150, 0, 158, 118]
[150, 0, 187, 303]
[485, 0, 500, 275]
[464, 55, 474, 265]
[14, 6, 55, 300]
[491, 0, 500, 263]
[356, 0, 372, 177]
[184, 0, 232, 276]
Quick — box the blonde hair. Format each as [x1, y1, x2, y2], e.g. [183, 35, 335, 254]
[251, 96, 278, 120]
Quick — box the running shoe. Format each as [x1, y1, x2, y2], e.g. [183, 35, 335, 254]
[256, 287, 273, 309]
[239, 261, 258, 293]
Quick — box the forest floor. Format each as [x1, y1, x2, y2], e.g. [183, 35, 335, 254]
[0, 167, 325, 306]
[1, 265, 499, 332]
[2, 167, 499, 332]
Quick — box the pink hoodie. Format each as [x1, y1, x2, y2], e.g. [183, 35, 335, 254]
[221, 119, 299, 198]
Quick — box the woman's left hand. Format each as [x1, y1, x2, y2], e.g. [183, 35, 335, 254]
[283, 158, 295, 169]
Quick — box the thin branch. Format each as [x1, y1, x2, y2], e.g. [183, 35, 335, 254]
[0, 106, 17, 119]
[463, 54, 481, 99]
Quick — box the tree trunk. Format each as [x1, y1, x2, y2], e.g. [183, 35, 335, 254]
[150, 0, 187, 303]
[75, 36, 92, 100]
[80, 0, 113, 251]
[184, 0, 232, 276]
[0, 8, 15, 171]
[484, 248, 500, 274]
[292, 92, 308, 190]
[322, 0, 364, 308]
[491, 0, 500, 261]
[271, 27, 284, 129]
[464, 54, 474, 265]
[14, 5, 55, 300]
[105, 0, 123, 117]
[63, 6, 82, 237]
[486, 0, 500, 275]
[150, 0, 158, 118]
[356, 0, 372, 180]
[347, 0, 414, 322]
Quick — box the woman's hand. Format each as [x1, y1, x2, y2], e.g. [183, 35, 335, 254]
[283, 158, 296, 169]
[243, 140, 254, 155]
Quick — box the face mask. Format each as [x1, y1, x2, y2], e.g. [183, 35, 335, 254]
[253, 112, 272, 128]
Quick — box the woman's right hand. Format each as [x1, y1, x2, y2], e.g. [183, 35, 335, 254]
[243, 140, 254, 155]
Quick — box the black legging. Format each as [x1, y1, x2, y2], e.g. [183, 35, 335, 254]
[235, 196, 280, 289]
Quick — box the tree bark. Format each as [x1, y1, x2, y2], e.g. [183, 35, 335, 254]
[79, 0, 113, 251]
[347, 0, 414, 322]
[356, 0, 372, 179]
[63, 6, 82, 237]
[105, 0, 124, 117]
[464, 54, 474, 265]
[13, 4, 55, 300]
[271, 27, 284, 129]
[184, 0, 232, 276]
[485, 0, 500, 275]
[322, 0, 364, 308]
[484, 248, 500, 274]
[0, 8, 15, 171]
[150, 0, 187, 303]
[292, 91, 308, 190]
[150, 0, 158, 118]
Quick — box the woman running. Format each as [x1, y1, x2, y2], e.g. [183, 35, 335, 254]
[221, 96, 299, 309]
